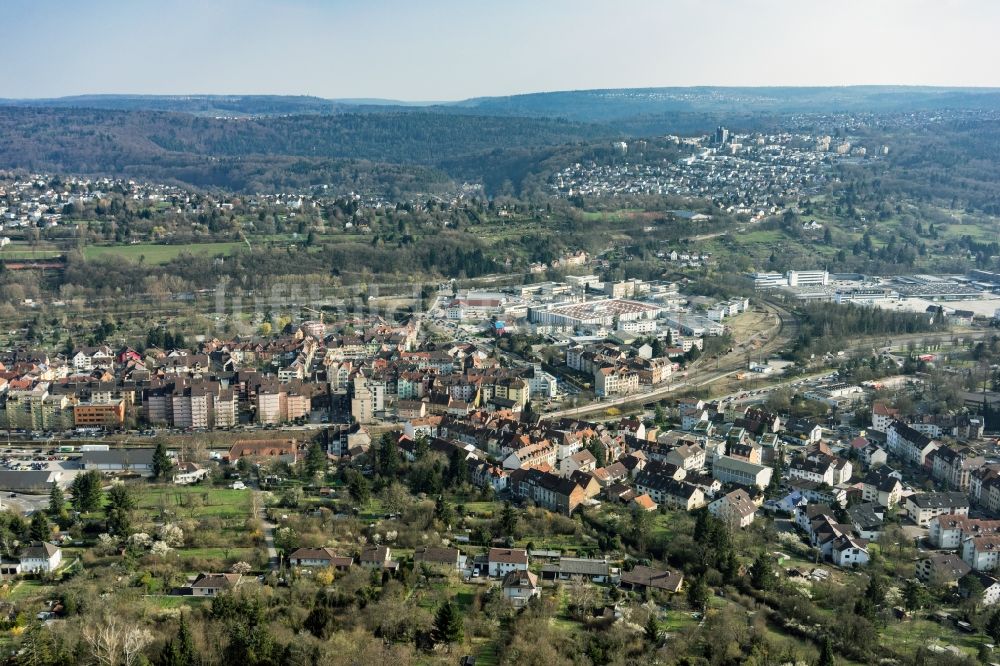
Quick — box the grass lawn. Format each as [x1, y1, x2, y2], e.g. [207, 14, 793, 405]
[139, 486, 254, 520]
[0, 249, 63, 260]
[2, 580, 52, 602]
[659, 609, 699, 632]
[882, 616, 985, 660]
[145, 595, 213, 609]
[83, 242, 244, 264]
[738, 230, 785, 244]
[174, 547, 255, 561]
[940, 222, 999, 241]
[648, 510, 695, 542]
[474, 641, 500, 666]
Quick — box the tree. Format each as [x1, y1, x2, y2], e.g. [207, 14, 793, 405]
[586, 437, 606, 468]
[854, 574, 887, 623]
[432, 600, 464, 647]
[305, 442, 326, 476]
[70, 470, 104, 513]
[446, 448, 469, 488]
[105, 484, 138, 536]
[902, 579, 931, 611]
[345, 470, 371, 505]
[687, 574, 709, 611]
[959, 572, 985, 610]
[817, 636, 836, 666]
[280, 486, 303, 509]
[29, 511, 50, 542]
[376, 434, 400, 478]
[434, 495, 454, 527]
[987, 609, 1000, 645]
[47, 482, 65, 517]
[18, 622, 65, 665]
[495, 501, 518, 538]
[152, 440, 173, 481]
[765, 450, 784, 499]
[414, 435, 429, 461]
[379, 482, 409, 516]
[304, 605, 333, 640]
[749, 552, 774, 591]
[629, 504, 651, 554]
[160, 613, 197, 666]
[82, 615, 153, 666]
[644, 614, 660, 644]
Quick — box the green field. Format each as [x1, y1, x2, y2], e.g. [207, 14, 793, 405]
[83, 242, 245, 264]
[139, 486, 254, 519]
[0, 249, 63, 260]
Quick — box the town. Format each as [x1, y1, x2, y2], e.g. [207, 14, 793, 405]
[0, 235, 996, 664]
[0, 21, 999, 660]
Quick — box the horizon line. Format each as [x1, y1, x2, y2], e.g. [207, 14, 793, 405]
[3, 83, 1000, 106]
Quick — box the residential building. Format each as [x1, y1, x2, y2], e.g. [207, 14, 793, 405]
[618, 565, 684, 593]
[19, 542, 61, 573]
[508, 467, 586, 515]
[830, 535, 870, 568]
[191, 573, 242, 597]
[905, 492, 970, 527]
[708, 488, 758, 528]
[486, 548, 529, 578]
[962, 535, 1000, 571]
[917, 553, 971, 585]
[413, 547, 463, 572]
[288, 548, 353, 569]
[501, 570, 540, 608]
[930, 516, 1000, 550]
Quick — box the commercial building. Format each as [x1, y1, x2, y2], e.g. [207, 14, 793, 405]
[833, 288, 897, 305]
[528, 298, 662, 329]
[712, 455, 773, 489]
[752, 272, 787, 290]
[787, 270, 829, 287]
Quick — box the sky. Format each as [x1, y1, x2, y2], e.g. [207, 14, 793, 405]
[2, 0, 999, 100]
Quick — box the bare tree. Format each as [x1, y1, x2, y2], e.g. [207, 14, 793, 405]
[82, 615, 153, 666]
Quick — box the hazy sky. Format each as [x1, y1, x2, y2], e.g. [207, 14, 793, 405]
[3, 0, 998, 100]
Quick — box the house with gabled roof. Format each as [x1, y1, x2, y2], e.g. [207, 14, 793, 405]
[413, 546, 464, 572]
[619, 565, 683, 593]
[360, 546, 399, 571]
[191, 573, 242, 597]
[501, 569, 539, 608]
[486, 548, 528, 578]
[709, 488, 758, 528]
[288, 548, 353, 570]
[19, 542, 61, 573]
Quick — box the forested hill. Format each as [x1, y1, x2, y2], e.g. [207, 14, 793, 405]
[7, 87, 1000, 122]
[456, 86, 1000, 122]
[0, 94, 345, 116]
[0, 106, 615, 193]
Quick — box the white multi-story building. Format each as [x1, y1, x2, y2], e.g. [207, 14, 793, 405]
[786, 270, 829, 287]
[527, 365, 558, 399]
[963, 535, 1000, 571]
[752, 272, 787, 290]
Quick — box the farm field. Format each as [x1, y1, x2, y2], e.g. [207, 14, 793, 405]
[83, 242, 245, 264]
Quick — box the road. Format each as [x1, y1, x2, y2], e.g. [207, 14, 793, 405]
[253, 490, 279, 570]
